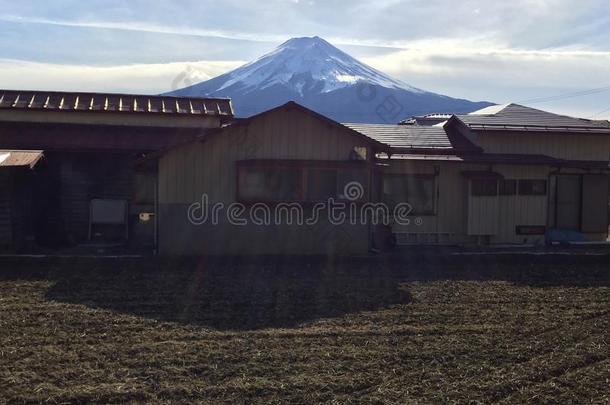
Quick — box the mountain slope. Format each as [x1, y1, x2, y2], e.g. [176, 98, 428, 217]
[166, 36, 491, 123]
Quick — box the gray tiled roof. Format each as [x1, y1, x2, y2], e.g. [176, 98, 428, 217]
[458, 103, 610, 133]
[0, 89, 233, 117]
[343, 123, 453, 149]
[595, 120, 610, 128]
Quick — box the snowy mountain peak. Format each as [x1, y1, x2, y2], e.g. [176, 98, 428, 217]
[167, 36, 492, 123]
[212, 36, 424, 96]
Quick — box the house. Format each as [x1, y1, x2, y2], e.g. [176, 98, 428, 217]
[1, 88, 608, 256]
[157, 102, 388, 255]
[457, 104, 610, 244]
[0, 89, 233, 251]
[157, 102, 610, 255]
[359, 103, 610, 245]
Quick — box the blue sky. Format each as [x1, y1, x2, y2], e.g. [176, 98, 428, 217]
[1, 0, 609, 118]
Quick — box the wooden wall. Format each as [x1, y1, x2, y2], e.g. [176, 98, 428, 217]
[157, 109, 610, 252]
[160, 108, 372, 205]
[0, 168, 36, 251]
[385, 161, 608, 245]
[491, 165, 549, 244]
[0, 109, 222, 129]
[473, 131, 610, 161]
[384, 160, 481, 244]
[0, 170, 12, 247]
[158, 107, 374, 256]
[36, 152, 137, 245]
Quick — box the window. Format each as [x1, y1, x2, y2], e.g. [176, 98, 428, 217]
[337, 167, 369, 202]
[519, 180, 547, 196]
[383, 175, 435, 215]
[471, 179, 498, 196]
[306, 169, 337, 201]
[499, 179, 517, 196]
[237, 161, 368, 203]
[239, 167, 302, 202]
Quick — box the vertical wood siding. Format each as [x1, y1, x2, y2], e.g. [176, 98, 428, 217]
[0, 168, 35, 250]
[158, 110, 610, 252]
[384, 161, 482, 244]
[476, 132, 610, 161]
[54, 152, 136, 243]
[158, 108, 373, 255]
[381, 162, 606, 244]
[159, 108, 370, 205]
[467, 192, 500, 236]
[491, 165, 549, 244]
[0, 171, 12, 247]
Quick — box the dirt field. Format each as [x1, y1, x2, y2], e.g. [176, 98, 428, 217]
[1, 257, 609, 404]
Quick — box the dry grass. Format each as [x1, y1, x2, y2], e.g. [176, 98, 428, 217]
[0, 258, 609, 404]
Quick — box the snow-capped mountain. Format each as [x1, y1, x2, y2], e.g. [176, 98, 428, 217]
[167, 36, 491, 123]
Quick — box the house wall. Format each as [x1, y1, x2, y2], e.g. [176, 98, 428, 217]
[490, 165, 549, 244]
[547, 169, 609, 242]
[0, 110, 223, 129]
[0, 168, 35, 251]
[157, 110, 610, 253]
[383, 161, 608, 245]
[471, 131, 610, 161]
[0, 170, 12, 248]
[33, 152, 137, 246]
[384, 160, 481, 244]
[158, 107, 374, 256]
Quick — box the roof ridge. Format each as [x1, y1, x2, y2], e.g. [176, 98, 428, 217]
[0, 89, 234, 117]
[459, 103, 610, 132]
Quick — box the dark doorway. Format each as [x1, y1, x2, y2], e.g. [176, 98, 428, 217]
[31, 152, 156, 252]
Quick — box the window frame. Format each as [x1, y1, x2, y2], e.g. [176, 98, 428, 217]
[518, 179, 548, 196]
[499, 179, 517, 196]
[383, 174, 437, 216]
[236, 160, 369, 205]
[471, 178, 499, 197]
[305, 167, 339, 202]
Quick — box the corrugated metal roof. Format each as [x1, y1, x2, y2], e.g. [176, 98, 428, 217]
[0, 150, 43, 168]
[458, 103, 610, 133]
[343, 123, 454, 149]
[0, 90, 233, 117]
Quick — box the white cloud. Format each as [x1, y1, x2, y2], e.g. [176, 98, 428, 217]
[1, 1, 609, 119]
[0, 59, 244, 94]
[0, 15, 289, 43]
[1, 41, 609, 119]
[359, 38, 610, 118]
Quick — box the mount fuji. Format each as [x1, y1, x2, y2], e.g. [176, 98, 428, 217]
[166, 36, 491, 123]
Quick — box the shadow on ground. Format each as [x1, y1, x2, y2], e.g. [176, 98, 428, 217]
[41, 261, 411, 330]
[1, 252, 609, 331]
